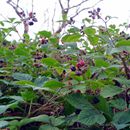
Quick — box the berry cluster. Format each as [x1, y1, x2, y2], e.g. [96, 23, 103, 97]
[70, 59, 87, 76]
[39, 37, 48, 45]
[28, 12, 38, 26]
[18, 11, 38, 26]
[88, 8, 101, 19]
[9, 45, 16, 50]
[32, 50, 47, 68]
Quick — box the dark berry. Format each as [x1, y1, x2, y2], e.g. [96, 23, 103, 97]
[9, 45, 16, 50]
[88, 11, 92, 13]
[97, 8, 101, 12]
[63, 70, 66, 74]
[92, 97, 100, 104]
[43, 54, 47, 58]
[2, 41, 7, 46]
[0, 59, 4, 63]
[75, 109, 81, 114]
[28, 21, 34, 26]
[70, 66, 76, 71]
[32, 17, 38, 22]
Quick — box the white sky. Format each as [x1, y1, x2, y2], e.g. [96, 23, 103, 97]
[0, 0, 130, 40]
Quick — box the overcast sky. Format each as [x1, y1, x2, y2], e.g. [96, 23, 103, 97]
[0, 0, 130, 40]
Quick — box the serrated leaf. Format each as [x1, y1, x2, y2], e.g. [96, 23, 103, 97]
[100, 85, 123, 98]
[62, 34, 81, 42]
[42, 58, 60, 67]
[0, 121, 8, 128]
[66, 93, 93, 110]
[95, 59, 109, 67]
[13, 80, 35, 86]
[50, 116, 64, 126]
[39, 125, 59, 130]
[84, 27, 96, 35]
[12, 73, 32, 81]
[44, 80, 64, 90]
[38, 31, 51, 38]
[112, 110, 130, 130]
[110, 98, 127, 110]
[0, 105, 9, 114]
[34, 76, 48, 87]
[31, 115, 49, 123]
[78, 108, 106, 126]
[116, 40, 130, 47]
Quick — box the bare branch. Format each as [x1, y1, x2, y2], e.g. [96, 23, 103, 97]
[67, 0, 89, 10]
[58, 0, 64, 10]
[52, 4, 56, 34]
[71, 0, 103, 19]
[54, 0, 103, 35]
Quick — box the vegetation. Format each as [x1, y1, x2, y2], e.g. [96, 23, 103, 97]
[0, 1, 130, 130]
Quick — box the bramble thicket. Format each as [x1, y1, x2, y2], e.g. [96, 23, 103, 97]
[0, 0, 130, 130]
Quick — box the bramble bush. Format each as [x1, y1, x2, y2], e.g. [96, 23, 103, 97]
[0, 7, 130, 130]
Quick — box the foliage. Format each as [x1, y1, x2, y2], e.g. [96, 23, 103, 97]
[0, 7, 130, 130]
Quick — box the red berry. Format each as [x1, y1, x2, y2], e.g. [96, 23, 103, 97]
[79, 60, 85, 66]
[76, 63, 81, 68]
[29, 12, 33, 18]
[76, 90, 81, 93]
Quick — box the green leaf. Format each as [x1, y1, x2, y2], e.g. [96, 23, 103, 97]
[21, 89, 36, 102]
[12, 73, 32, 81]
[34, 76, 48, 87]
[62, 34, 81, 42]
[116, 40, 130, 47]
[100, 85, 123, 98]
[110, 98, 127, 110]
[84, 27, 96, 35]
[0, 121, 9, 128]
[13, 80, 35, 86]
[0, 105, 9, 114]
[109, 46, 130, 54]
[38, 31, 51, 38]
[42, 58, 60, 67]
[112, 110, 130, 130]
[78, 108, 106, 126]
[50, 116, 64, 126]
[39, 125, 59, 130]
[31, 115, 49, 123]
[95, 59, 109, 67]
[9, 96, 24, 102]
[66, 94, 106, 126]
[15, 44, 30, 57]
[66, 93, 93, 110]
[44, 80, 64, 90]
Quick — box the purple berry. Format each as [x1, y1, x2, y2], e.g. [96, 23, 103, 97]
[97, 8, 101, 12]
[28, 21, 34, 26]
[70, 66, 76, 71]
[92, 97, 100, 104]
